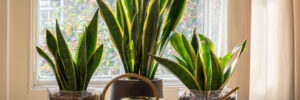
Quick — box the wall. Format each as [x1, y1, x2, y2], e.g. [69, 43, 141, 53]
[294, 0, 300, 99]
[227, 0, 251, 100]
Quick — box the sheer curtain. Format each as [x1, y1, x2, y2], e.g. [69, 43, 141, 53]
[250, 0, 299, 99]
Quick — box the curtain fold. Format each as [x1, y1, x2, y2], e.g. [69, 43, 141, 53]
[250, 0, 299, 99]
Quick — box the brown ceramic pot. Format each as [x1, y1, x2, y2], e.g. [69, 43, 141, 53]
[110, 79, 163, 100]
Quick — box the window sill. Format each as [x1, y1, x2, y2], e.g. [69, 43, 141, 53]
[31, 81, 184, 100]
[32, 79, 185, 90]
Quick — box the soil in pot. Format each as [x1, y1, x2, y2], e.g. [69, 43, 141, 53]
[110, 78, 163, 100]
[178, 88, 237, 100]
[47, 88, 101, 100]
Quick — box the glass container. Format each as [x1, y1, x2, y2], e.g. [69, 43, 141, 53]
[47, 88, 101, 100]
[178, 88, 237, 100]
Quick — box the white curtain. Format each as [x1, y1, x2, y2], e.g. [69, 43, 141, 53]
[250, 0, 299, 99]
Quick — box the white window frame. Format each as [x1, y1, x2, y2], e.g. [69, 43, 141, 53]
[32, 0, 225, 89]
[0, 0, 251, 99]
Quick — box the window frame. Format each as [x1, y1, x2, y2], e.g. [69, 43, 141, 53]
[1, 0, 251, 99]
[31, 0, 187, 89]
[31, 0, 226, 88]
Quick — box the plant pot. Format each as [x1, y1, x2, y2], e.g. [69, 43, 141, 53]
[47, 88, 101, 100]
[178, 88, 237, 100]
[121, 96, 161, 100]
[110, 78, 163, 100]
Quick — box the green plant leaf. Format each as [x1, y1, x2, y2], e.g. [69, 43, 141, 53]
[84, 44, 104, 90]
[46, 29, 58, 56]
[76, 30, 87, 90]
[132, 0, 139, 19]
[149, 63, 159, 80]
[128, 40, 136, 72]
[131, 15, 139, 50]
[159, 0, 186, 53]
[199, 34, 212, 90]
[138, 0, 149, 39]
[116, 0, 123, 27]
[123, 0, 133, 21]
[84, 9, 99, 60]
[181, 34, 196, 72]
[169, 32, 194, 73]
[36, 47, 63, 89]
[194, 50, 206, 90]
[54, 51, 69, 90]
[157, 11, 165, 39]
[223, 66, 232, 85]
[210, 50, 223, 90]
[97, 0, 130, 75]
[199, 34, 215, 53]
[119, 0, 131, 73]
[148, 43, 161, 79]
[97, 0, 123, 56]
[55, 20, 77, 91]
[221, 40, 247, 88]
[141, 0, 160, 77]
[45, 29, 69, 89]
[97, 0, 187, 80]
[173, 55, 187, 67]
[151, 55, 200, 90]
[119, 0, 131, 40]
[134, 0, 149, 73]
[219, 52, 233, 71]
[74, 31, 85, 88]
[159, 0, 168, 13]
[122, 35, 130, 73]
[191, 28, 199, 53]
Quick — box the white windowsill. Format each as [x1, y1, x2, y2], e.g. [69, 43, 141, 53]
[32, 78, 185, 90]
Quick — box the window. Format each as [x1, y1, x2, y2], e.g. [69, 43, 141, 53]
[37, 0, 224, 84]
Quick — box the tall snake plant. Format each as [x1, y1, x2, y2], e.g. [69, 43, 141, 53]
[36, 10, 104, 91]
[151, 29, 247, 91]
[96, 0, 186, 79]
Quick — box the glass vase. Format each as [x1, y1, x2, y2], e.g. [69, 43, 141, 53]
[47, 88, 101, 100]
[178, 88, 237, 100]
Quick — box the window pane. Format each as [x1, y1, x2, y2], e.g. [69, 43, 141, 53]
[38, 0, 223, 81]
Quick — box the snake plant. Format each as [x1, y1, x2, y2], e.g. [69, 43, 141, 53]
[96, 0, 186, 79]
[151, 29, 247, 91]
[36, 10, 104, 91]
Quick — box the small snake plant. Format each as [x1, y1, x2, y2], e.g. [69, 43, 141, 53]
[96, 0, 187, 79]
[36, 10, 104, 91]
[151, 29, 247, 91]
